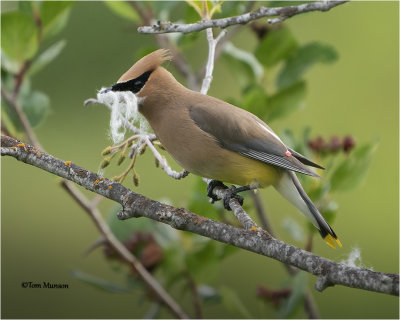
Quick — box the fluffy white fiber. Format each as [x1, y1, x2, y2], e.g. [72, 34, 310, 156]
[341, 247, 362, 268]
[340, 247, 373, 270]
[97, 88, 148, 144]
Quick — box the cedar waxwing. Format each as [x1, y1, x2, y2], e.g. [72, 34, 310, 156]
[104, 49, 342, 249]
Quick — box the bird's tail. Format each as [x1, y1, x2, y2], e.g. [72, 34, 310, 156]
[274, 171, 342, 249]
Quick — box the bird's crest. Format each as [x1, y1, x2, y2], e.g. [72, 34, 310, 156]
[117, 49, 172, 83]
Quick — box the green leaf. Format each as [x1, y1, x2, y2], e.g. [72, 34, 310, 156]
[185, 2, 202, 23]
[40, 1, 73, 39]
[177, 31, 201, 49]
[320, 200, 339, 225]
[1, 11, 38, 62]
[255, 26, 298, 67]
[152, 1, 181, 20]
[143, 303, 161, 319]
[1, 73, 19, 132]
[18, 1, 33, 15]
[220, 286, 253, 318]
[28, 40, 66, 76]
[103, 1, 139, 22]
[330, 141, 378, 192]
[280, 129, 296, 148]
[1, 102, 18, 137]
[278, 271, 307, 318]
[185, 239, 221, 283]
[213, 1, 246, 18]
[282, 218, 305, 242]
[2, 79, 50, 131]
[19, 90, 50, 127]
[223, 42, 264, 87]
[307, 181, 331, 203]
[219, 243, 239, 259]
[264, 81, 306, 122]
[159, 247, 186, 286]
[2, 75, 21, 132]
[1, 50, 20, 74]
[198, 285, 221, 304]
[222, 53, 254, 89]
[71, 269, 132, 294]
[241, 84, 269, 118]
[277, 42, 338, 89]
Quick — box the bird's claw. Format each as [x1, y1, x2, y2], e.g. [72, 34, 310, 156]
[207, 180, 245, 210]
[207, 180, 227, 202]
[222, 186, 244, 211]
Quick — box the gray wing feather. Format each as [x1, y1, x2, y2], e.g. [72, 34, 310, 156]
[288, 148, 325, 170]
[240, 150, 320, 177]
[189, 104, 322, 177]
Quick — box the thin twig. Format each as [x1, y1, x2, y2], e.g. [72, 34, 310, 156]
[1, 118, 13, 138]
[1, 88, 43, 151]
[138, 1, 348, 34]
[185, 271, 203, 319]
[90, 195, 104, 209]
[84, 236, 107, 256]
[60, 180, 189, 319]
[13, 60, 32, 98]
[2, 136, 398, 296]
[200, 29, 226, 94]
[144, 136, 189, 180]
[250, 191, 274, 235]
[305, 232, 314, 252]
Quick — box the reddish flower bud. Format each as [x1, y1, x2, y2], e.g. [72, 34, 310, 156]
[308, 136, 325, 152]
[343, 135, 356, 154]
[329, 136, 342, 153]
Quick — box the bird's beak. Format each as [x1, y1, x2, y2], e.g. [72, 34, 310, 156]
[100, 87, 113, 94]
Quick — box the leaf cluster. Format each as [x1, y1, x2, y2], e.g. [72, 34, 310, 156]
[1, 1, 73, 135]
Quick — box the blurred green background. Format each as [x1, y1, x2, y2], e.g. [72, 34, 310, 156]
[1, 1, 399, 318]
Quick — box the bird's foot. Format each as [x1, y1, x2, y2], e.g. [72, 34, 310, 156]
[222, 185, 244, 211]
[207, 180, 227, 202]
[207, 180, 248, 211]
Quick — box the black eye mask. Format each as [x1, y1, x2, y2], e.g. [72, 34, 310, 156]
[111, 70, 153, 94]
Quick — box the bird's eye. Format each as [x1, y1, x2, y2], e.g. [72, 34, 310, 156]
[134, 81, 142, 86]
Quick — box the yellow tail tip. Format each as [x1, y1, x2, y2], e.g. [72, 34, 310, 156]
[324, 234, 343, 249]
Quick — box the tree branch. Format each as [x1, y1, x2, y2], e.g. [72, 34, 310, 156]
[2, 135, 398, 297]
[137, 1, 348, 34]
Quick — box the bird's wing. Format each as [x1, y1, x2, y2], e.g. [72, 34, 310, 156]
[287, 148, 325, 170]
[189, 102, 323, 177]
